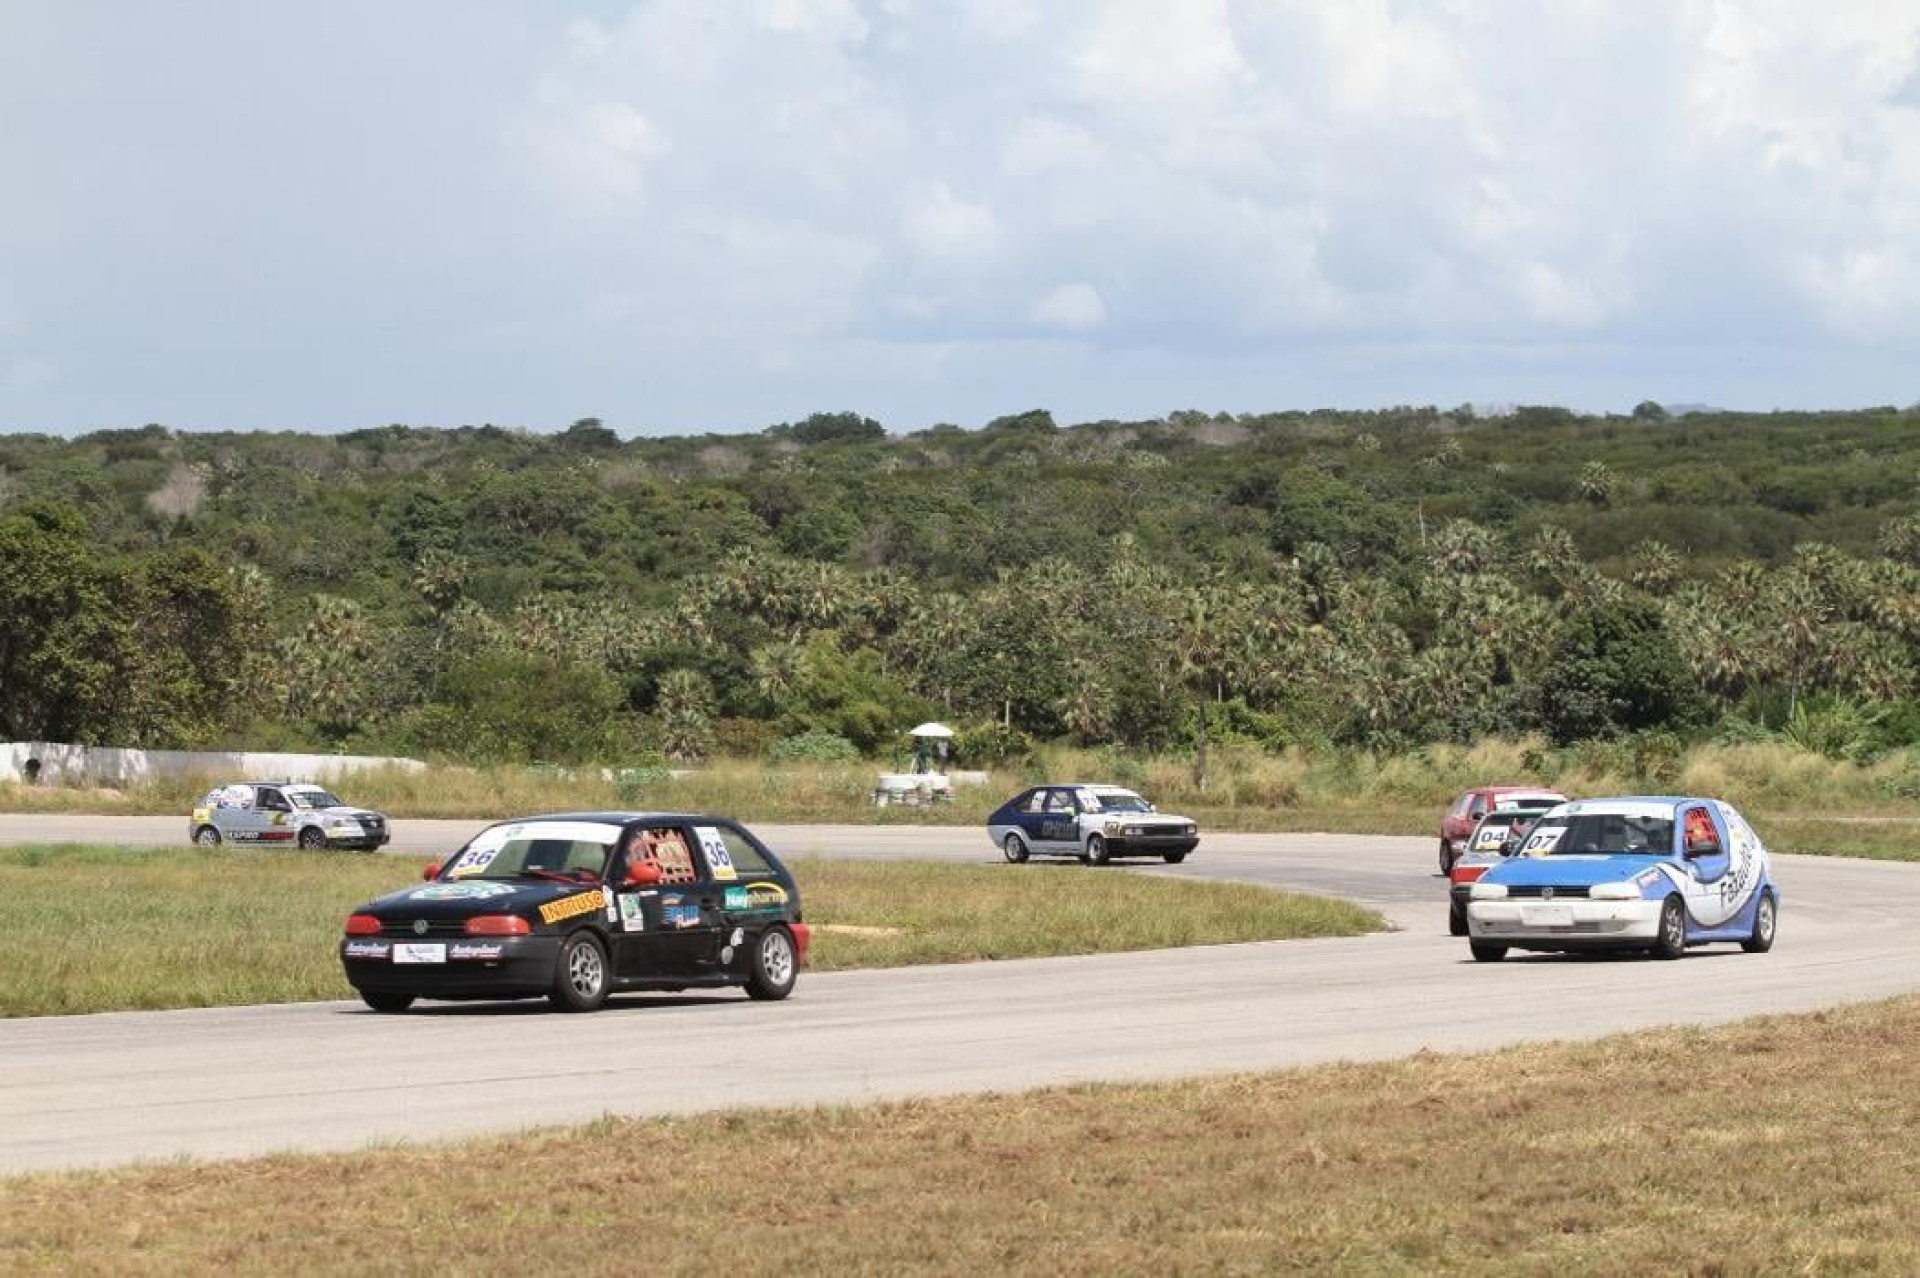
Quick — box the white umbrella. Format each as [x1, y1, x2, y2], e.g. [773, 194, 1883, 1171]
[908, 722, 955, 738]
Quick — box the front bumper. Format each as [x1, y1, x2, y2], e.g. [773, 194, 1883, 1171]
[1466, 898, 1664, 948]
[341, 935, 560, 1000]
[1103, 834, 1200, 857]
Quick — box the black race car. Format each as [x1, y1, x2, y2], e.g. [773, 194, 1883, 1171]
[341, 813, 809, 1013]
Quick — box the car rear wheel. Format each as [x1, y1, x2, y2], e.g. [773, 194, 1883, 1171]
[1448, 900, 1468, 937]
[1652, 896, 1688, 960]
[1084, 835, 1110, 866]
[1162, 849, 1188, 864]
[361, 991, 414, 1013]
[549, 932, 610, 1012]
[298, 826, 327, 850]
[193, 825, 221, 846]
[1469, 940, 1507, 962]
[1741, 890, 1777, 954]
[1002, 833, 1030, 864]
[1439, 839, 1455, 875]
[745, 926, 797, 1001]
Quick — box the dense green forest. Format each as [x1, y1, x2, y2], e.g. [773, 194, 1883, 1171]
[3, 403, 1918, 767]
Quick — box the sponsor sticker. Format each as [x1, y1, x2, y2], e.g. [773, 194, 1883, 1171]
[343, 940, 391, 960]
[617, 893, 646, 933]
[412, 881, 517, 901]
[722, 882, 790, 913]
[662, 903, 703, 929]
[696, 826, 738, 881]
[539, 889, 608, 925]
[448, 941, 505, 961]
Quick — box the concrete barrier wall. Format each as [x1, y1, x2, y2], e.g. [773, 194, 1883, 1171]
[1, 742, 426, 788]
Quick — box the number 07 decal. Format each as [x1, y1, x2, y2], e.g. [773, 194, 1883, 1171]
[696, 826, 738, 881]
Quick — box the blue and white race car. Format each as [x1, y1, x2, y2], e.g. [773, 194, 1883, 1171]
[1463, 796, 1779, 962]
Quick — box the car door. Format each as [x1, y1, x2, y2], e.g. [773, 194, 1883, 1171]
[1008, 789, 1048, 851]
[254, 786, 298, 845]
[611, 823, 724, 978]
[1677, 803, 1744, 931]
[215, 785, 268, 843]
[1039, 789, 1079, 852]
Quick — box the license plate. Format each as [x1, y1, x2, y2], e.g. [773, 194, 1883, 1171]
[393, 943, 447, 964]
[1522, 904, 1575, 928]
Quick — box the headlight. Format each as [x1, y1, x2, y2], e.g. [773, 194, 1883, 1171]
[1123, 825, 1144, 836]
[1469, 882, 1508, 900]
[1104, 821, 1122, 835]
[1588, 881, 1640, 901]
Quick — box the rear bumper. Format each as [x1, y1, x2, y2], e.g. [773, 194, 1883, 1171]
[341, 936, 560, 1000]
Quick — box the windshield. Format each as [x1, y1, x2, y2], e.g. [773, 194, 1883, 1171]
[286, 788, 343, 810]
[1522, 814, 1673, 857]
[1084, 791, 1151, 813]
[443, 821, 619, 882]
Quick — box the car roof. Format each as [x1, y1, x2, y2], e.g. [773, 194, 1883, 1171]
[482, 811, 736, 827]
[1551, 796, 1711, 817]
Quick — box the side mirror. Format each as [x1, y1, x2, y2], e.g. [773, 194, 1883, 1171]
[422, 863, 439, 881]
[625, 861, 664, 887]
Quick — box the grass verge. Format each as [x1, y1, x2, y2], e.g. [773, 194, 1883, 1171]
[6, 737, 1920, 859]
[0, 845, 1380, 1017]
[3, 995, 1915, 1274]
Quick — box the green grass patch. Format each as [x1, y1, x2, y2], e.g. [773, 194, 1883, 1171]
[3, 996, 1916, 1274]
[0, 845, 1380, 1017]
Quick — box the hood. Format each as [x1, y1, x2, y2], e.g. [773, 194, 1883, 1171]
[363, 879, 604, 919]
[319, 805, 382, 820]
[1480, 855, 1665, 890]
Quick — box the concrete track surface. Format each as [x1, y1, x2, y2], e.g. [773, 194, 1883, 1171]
[1, 816, 1916, 1172]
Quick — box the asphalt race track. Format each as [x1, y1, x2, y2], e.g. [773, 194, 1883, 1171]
[1, 816, 1916, 1172]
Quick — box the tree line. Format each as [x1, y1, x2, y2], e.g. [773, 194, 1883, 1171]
[2, 404, 1918, 769]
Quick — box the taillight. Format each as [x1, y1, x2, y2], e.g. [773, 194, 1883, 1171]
[344, 914, 383, 936]
[465, 915, 530, 936]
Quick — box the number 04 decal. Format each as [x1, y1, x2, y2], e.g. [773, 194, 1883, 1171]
[696, 826, 738, 881]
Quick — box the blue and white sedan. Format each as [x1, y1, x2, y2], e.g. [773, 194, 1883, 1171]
[1464, 796, 1779, 961]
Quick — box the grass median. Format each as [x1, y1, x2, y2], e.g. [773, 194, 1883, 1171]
[2, 995, 1915, 1274]
[0, 845, 1381, 1017]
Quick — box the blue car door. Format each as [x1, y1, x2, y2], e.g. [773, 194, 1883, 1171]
[1677, 803, 1741, 933]
[1039, 788, 1079, 852]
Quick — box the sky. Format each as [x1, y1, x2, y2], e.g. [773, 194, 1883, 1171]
[3, 0, 1919, 437]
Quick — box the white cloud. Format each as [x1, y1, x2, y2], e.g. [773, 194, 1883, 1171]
[902, 183, 996, 260]
[1031, 282, 1107, 330]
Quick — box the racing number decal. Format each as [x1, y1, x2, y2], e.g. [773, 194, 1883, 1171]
[695, 826, 738, 881]
[1521, 827, 1563, 855]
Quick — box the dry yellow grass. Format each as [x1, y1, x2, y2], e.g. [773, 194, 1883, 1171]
[2, 996, 1915, 1274]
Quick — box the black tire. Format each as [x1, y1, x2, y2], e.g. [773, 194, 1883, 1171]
[1084, 835, 1110, 866]
[549, 931, 610, 1012]
[1002, 833, 1030, 864]
[361, 991, 414, 1013]
[297, 826, 327, 850]
[1741, 890, 1777, 954]
[745, 926, 798, 1001]
[1163, 850, 1188, 864]
[1469, 940, 1507, 962]
[1652, 896, 1687, 960]
[1439, 839, 1455, 875]
[193, 825, 221, 846]
[1449, 900, 1468, 937]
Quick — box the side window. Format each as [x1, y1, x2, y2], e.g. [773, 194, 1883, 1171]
[1021, 790, 1046, 814]
[714, 827, 775, 876]
[1683, 807, 1721, 856]
[1450, 793, 1473, 818]
[1468, 795, 1488, 819]
[1044, 791, 1075, 814]
[257, 787, 289, 811]
[623, 825, 699, 885]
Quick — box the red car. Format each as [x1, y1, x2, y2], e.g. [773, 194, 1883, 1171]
[1438, 786, 1567, 874]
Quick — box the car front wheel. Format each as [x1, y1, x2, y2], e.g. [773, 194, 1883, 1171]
[1084, 835, 1110, 866]
[1448, 900, 1468, 937]
[1003, 833, 1030, 864]
[549, 932, 610, 1012]
[1652, 896, 1687, 960]
[1162, 849, 1188, 864]
[1439, 839, 1455, 875]
[193, 826, 221, 846]
[745, 927, 798, 1001]
[1741, 890, 1777, 954]
[298, 827, 327, 850]
[1469, 940, 1507, 962]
